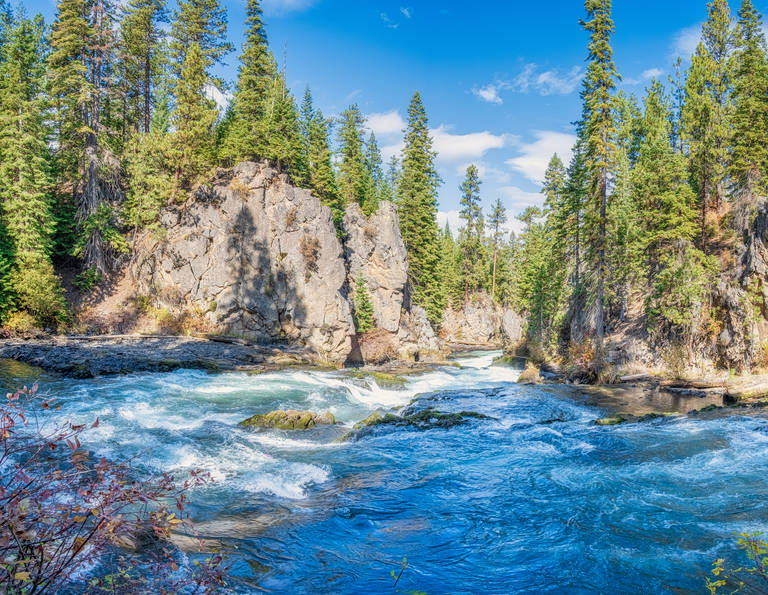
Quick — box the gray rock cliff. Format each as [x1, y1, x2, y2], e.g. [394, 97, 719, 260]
[132, 161, 355, 363]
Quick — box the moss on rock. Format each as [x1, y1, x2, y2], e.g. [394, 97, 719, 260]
[239, 409, 336, 430]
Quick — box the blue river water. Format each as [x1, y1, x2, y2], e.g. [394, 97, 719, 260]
[6, 351, 768, 594]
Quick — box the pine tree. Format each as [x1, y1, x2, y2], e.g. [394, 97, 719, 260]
[119, 0, 167, 134]
[221, 0, 275, 164]
[337, 104, 368, 207]
[49, 0, 122, 275]
[397, 91, 444, 323]
[352, 273, 375, 334]
[123, 131, 173, 237]
[438, 224, 463, 308]
[458, 164, 484, 303]
[608, 92, 642, 319]
[363, 132, 384, 214]
[682, 0, 733, 245]
[170, 0, 231, 76]
[307, 109, 343, 224]
[488, 198, 507, 302]
[730, 0, 768, 196]
[171, 42, 217, 188]
[580, 0, 620, 350]
[634, 81, 699, 268]
[261, 69, 304, 175]
[0, 14, 66, 325]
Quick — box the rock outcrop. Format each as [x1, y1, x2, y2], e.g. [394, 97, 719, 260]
[344, 201, 440, 361]
[132, 162, 355, 364]
[130, 161, 513, 365]
[441, 293, 523, 348]
[343, 202, 407, 333]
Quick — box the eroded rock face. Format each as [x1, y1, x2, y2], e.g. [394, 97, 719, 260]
[132, 161, 355, 363]
[441, 293, 522, 348]
[343, 202, 408, 333]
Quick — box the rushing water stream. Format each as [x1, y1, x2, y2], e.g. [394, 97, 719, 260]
[5, 351, 768, 593]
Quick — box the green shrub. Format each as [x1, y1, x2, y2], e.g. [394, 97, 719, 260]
[74, 268, 102, 292]
[353, 273, 375, 334]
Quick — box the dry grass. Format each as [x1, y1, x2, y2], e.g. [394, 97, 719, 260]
[300, 235, 320, 281]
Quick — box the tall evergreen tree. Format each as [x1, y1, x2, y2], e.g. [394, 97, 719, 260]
[488, 197, 507, 302]
[363, 132, 384, 214]
[0, 14, 66, 324]
[397, 91, 444, 323]
[634, 81, 699, 270]
[220, 0, 275, 164]
[458, 164, 484, 303]
[171, 42, 217, 188]
[580, 0, 619, 350]
[337, 104, 368, 208]
[682, 0, 733, 244]
[729, 0, 768, 196]
[119, 0, 167, 134]
[307, 109, 343, 225]
[49, 0, 121, 275]
[170, 0, 231, 76]
[260, 69, 304, 174]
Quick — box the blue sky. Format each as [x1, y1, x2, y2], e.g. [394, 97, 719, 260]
[27, 0, 757, 232]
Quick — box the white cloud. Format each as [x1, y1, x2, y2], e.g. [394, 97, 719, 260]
[437, 210, 462, 234]
[672, 24, 702, 59]
[381, 141, 404, 162]
[366, 110, 406, 137]
[642, 67, 664, 80]
[400, 6, 412, 19]
[431, 125, 507, 161]
[506, 131, 576, 186]
[205, 84, 232, 113]
[534, 66, 584, 95]
[455, 161, 511, 185]
[474, 64, 583, 102]
[624, 67, 665, 86]
[262, 0, 317, 15]
[472, 83, 504, 104]
[510, 64, 583, 96]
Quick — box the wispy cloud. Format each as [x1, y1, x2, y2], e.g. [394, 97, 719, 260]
[472, 64, 583, 104]
[380, 12, 399, 29]
[472, 83, 506, 104]
[262, 0, 317, 16]
[400, 6, 412, 19]
[672, 24, 702, 59]
[624, 67, 665, 86]
[506, 131, 576, 186]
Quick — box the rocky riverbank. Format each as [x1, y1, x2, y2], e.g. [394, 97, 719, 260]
[0, 334, 472, 379]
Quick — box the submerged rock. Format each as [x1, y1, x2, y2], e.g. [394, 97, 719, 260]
[518, 364, 542, 385]
[239, 409, 336, 430]
[338, 406, 492, 442]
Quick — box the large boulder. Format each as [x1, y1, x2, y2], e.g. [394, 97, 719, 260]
[343, 202, 408, 333]
[131, 161, 355, 364]
[239, 409, 336, 430]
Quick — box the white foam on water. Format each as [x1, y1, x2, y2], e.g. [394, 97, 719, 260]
[166, 441, 331, 499]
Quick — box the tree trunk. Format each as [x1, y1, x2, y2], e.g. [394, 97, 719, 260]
[144, 43, 151, 133]
[595, 167, 607, 353]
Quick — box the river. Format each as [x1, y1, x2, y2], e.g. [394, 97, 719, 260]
[4, 351, 768, 593]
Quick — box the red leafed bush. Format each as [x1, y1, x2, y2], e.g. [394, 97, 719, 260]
[0, 385, 227, 593]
